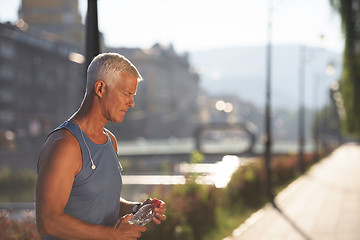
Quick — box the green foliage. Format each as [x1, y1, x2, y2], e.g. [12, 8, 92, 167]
[330, 0, 360, 138]
[226, 160, 266, 208]
[184, 150, 206, 183]
[142, 183, 222, 240]
[190, 150, 205, 164]
[204, 206, 253, 240]
[142, 153, 315, 240]
[1, 153, 316, 240]
[0, 168, 37, 202]
[341, 61, 360, 137]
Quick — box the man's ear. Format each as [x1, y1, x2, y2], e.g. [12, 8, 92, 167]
[94, 80, 106, 97]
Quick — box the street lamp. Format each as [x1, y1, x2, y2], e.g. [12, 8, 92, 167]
[313, 75, 320, 162]
[298, 44, 323, 171]
[298, 46, 306, 173]
[323, 62, 336, 153]
[313, 61, 336, 160]
[330, 81, 344, 145]
[85, 0, 100, 70]
[264, 0, 274, 202]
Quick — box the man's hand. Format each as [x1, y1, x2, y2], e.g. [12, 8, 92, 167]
[115, 214, 146, 239]
[151, 198, 167, 225]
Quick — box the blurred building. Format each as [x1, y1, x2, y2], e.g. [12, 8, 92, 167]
[0, 22, 84, 170]
[0, 20, 202, 170]
[0, 0, 202, 172]
[18, 0, 85, 49]
[107, 44, 200, 140]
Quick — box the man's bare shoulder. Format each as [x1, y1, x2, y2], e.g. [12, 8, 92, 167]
[42, 129, 79, 151]
[38, 129, 82, 173]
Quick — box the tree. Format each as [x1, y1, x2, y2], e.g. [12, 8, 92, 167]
[330, 0, 360, 137]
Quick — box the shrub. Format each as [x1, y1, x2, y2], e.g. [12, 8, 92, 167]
[0, 168, 37, 202]
[226, 160, 267, 208]
[271, 153, 315, 187]
[142, 182, 223, 240]
[1, 153, 315, 240]
[142, 153, 315, 240]
[0, 210, 41, 240]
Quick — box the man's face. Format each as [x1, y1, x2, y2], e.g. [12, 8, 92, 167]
[102, 72, 138, 123]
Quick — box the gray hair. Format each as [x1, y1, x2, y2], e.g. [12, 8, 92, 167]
[86, 53, 143, 95]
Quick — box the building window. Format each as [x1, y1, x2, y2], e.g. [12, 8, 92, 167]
[0, 110, 15, 123]
[18, 93, 32, 111]
[0, 42, 15, 59]
[45, 71, 55, 89]
[0, 88, 14, 103]
[17, 69, 33, 86]
[0, 65, 15, 81]
[36, 72, 46, 86]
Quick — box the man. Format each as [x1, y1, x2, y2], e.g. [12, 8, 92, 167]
[36, 53, 166, 240]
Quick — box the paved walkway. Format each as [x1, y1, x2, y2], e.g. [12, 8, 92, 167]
[224, 143, 360, 240]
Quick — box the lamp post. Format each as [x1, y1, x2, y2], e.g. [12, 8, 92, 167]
[313, 61, 336, 160]
[330, 80, 344, 146]
[324, 62, 336, 153]
[313, 75, 320, 162]
[264, 0, 274, 202]
[298, 46, 306, 173]
[85, 0, 100, 70]
[313, 35, 326, 162]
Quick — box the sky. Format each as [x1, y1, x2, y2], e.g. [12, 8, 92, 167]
[0, 0, 344, 54]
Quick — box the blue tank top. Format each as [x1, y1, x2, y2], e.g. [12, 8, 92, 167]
[45, 120, 122, 240]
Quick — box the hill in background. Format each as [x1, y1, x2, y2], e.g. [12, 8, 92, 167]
[190, 45, 342, 110]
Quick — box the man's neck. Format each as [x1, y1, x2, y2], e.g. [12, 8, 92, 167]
[71, 96, 108, 138]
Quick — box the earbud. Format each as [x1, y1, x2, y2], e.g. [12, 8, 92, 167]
[91, 164, 96, 170]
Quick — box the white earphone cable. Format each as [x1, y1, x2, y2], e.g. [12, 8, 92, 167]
[71, 119, 96, 170]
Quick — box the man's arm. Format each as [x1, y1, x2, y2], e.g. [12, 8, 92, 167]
[36, 130, 145, 240]
[108, 131, 167, 226]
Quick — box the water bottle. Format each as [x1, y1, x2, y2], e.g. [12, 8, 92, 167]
[128, 199, 162, 226]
